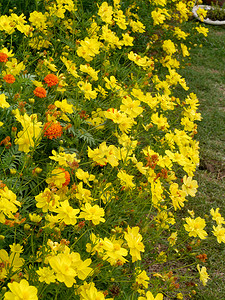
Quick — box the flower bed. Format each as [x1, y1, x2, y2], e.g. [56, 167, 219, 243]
[192, 4, 225, 25]
[0, 0, 224, 299]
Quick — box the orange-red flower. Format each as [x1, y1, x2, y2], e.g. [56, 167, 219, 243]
[0, 52, 8, 62]
[44, 74, 59, 87]
[3, 74, 15, 84]
[33, 87, 47, 98]
[44, 121, 63, 139]
[59, 168, 70, 186]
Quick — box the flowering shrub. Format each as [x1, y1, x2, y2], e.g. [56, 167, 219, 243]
[0, 0, 223, 299]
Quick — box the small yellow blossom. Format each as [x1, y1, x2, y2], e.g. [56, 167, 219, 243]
[184, 217, 207, 239]
[197, 264, 210, 286]
[79, 203, 105, 225]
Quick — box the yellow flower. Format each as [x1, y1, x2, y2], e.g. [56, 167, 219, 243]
[77, 37, 101, 62]
[49, 150, 79, 167]
[197, 264, 210, 286]
[176, 293, 183, 300]
[102, 237, 128, 265]
[36, 266, 56, 284]
[70, 252, 92, 280]
[0, 94, 10, 108]
[98, 2, 113, 24]
[9, 243, 23, 254]
[196, 26, 209, 37]
[14, 111, 42, 153]
[55, 200, 80, 225]
[35, 188, 60, 212]
[120, 96, 143, 118]
[0, 15, 15, 34]
[181, 44, 190, 57]
[129, 19, 145, 33]
[124, 226, 145, 262]
[49, 253, 77, 287]
[61, 56, 79, 78]
[79, 203, 105, 225]
[136, 269, 149, 289]
[29, 213, 42, 223]
[138, 291, 163, 300]
[210, 208, 225, 225]
[212, 225, 225, 243]
[128, 51, 154, 69]
[151, 9, 168, 26]
[184, 217, 207, 239]
[162, 40, 176, 56]
[5, 58, 25, 76]
[117, 170, 135, 189]
[29, 11, 47, 29]
[122, 33, 134, 46]
[78, 81, 97, 100]
[4, 279, 38, 300]
[174, 27, 189, 40]
[168, 232, 178, 246]
[0, 186, 21, 223]
[182, 175, 198, 197]
[80, 64, 99, 81]
[46, 168, 66, 188]
[76, 169, 95, 186]
[78, 282, 106, 300]
[54, 99, 73, 114]
[196, 8, 207, 22]
[151, 112, 169, 130]
[114, 9, 127, 29]
[88, 142, 119, 167]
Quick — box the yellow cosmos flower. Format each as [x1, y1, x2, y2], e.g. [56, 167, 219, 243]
[0, 94, 10, 109]
[197, 264, 210, 286]
[37, 266, 56, 284]
[4, 279, 38, 300]
[79, 203, 105, 225]
[210, 208, 225, 225]
[162, 40, 176, 56]
[135, 269, 149, 289]
[98, 2, 113, 24]
[138, 291, 163, 300]
[212, 225, 225, 243]
[9, 243, 23, 254]
[49, 253, 77, 287]
[196, 26, 209, 37]
[124, 226, 145, 262]
[54, 99, 73, 114]
[184, 217, 207, 239]
[55, 200, 80, 225]
[182, 175, 198, 197]
[78, 282, 106, 300]
[117, 170, 135, 189]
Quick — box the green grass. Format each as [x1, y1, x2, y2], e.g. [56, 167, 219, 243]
[178, 21, 225, 299]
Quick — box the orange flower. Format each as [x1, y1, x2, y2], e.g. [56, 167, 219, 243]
[44, 74, 59, 87]
[33, 87, 47, 98]
[0, 52, 8, 62]
[3, 74, 15, 83]
[59, 168, 70, 186]
[44, 121, 63, 139]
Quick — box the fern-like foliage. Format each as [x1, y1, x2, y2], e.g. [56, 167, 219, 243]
[77, 128, 96, 146]
[0, 146, 23, 174]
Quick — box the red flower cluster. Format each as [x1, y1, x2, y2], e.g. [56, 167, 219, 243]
[44, 74, 59, 87]
[3, 74, 15, 84]
[0, 52, 8, 63]
[33, 87, 47, 98]
[44, 121, 63, 139]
